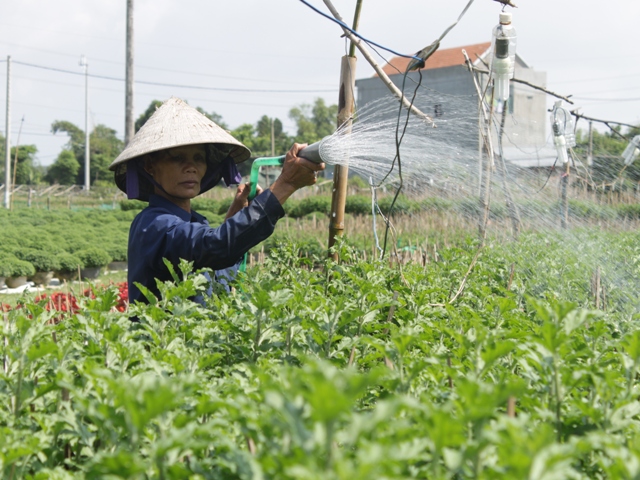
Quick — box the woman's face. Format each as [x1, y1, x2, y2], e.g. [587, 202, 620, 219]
[144, 144, 207, 209]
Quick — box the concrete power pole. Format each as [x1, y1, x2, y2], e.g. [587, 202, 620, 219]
[270, 118, 275, 156]
[587, 121, 593, 167]
[80, 55, 90, 191]
[125, 0, 135, 145]
[4, 56, 10, 209]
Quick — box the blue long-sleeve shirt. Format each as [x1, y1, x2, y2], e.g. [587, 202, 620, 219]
[128, 191, 285, 304]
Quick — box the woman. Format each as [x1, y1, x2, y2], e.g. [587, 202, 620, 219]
[109, 97, 324, 304]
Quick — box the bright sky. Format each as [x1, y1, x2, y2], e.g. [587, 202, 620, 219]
[1, 0, 639, 166]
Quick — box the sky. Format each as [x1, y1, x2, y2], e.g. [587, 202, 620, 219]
[0, 0, 639, 167]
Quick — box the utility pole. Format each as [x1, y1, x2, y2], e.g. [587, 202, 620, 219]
[125, 0, 135, 145]
[80, 55, 90, 191]
[270, 118, 275, 156]
[587, 120, 593, 167]
[4, 56, 10, 209]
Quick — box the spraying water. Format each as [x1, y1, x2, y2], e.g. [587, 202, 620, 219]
[293, 90, 640, 312]
[309, 92, 481, 191]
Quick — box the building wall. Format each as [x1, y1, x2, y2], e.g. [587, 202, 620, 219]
[356, 65, 477, 108]
[355, 61, 548, 154]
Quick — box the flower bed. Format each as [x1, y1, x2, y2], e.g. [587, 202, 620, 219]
[2, 282, 129, 318]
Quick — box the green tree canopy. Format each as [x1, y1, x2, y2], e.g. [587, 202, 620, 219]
[135, 100, 162, 132]
[230, 124, 257, 177]
[196, 107, 228, 130]
[51, 121, 123, 186]
[90, 125, 124, 185]
[46, 150, 80, 185]
[289, 98, 337, 144]
[575, 125, 640, 184]
[0, 132, 5, 182]
[10, 144, 39, 185]
[135, 100, 228, 132]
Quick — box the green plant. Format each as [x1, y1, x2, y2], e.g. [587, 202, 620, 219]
[0, 254, 17, 277]
[106, 243, 128, 263]
[119, 199, 146, 211]
[17, 249, 61, 272]
[5, 257, 35, 277]
[55, 252, 84, 273]
[191, 198, 221, 212]
[76, 247, 112, 268]
[345, 195, 371, 215]
[287, 196, 331, 218]
[2, 234, 640, 477]
[216, 197, 234, 215]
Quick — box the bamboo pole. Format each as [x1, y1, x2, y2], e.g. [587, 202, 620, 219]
[328, 55, 357, 259]
[325, 0, 361, 262]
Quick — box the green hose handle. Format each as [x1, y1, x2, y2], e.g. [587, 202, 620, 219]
[248, 155, 285, 200]
[240, 155, 285, 273]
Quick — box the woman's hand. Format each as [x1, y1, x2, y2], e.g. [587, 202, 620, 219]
[225, 182, 262, 220]
[269, 143, 325, 205]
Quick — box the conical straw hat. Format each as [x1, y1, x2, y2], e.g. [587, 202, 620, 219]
[110, 97, 251, 201]
[110, 96, 250, 169]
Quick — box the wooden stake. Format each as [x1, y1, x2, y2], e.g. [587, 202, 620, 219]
[382, 291, 399, 335]
[382, 291, 399, 368]
[507, 396, 516, 417]
[592, 267, 601, 309]
[507, 263, 515, 291]
[246, 436, 257, 455]
[328, 55, 357, 261]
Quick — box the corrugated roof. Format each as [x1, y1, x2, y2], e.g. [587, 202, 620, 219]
[379, 42, 491, 76]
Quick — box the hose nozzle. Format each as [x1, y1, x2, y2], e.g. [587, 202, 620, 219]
[298, 138, 327, 164]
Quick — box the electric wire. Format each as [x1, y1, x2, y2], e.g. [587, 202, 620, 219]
[11, 60, 336, 94]
[335, 0, 478, 258]
[379, 68, 423, 258]
[297, 0, 420, 62]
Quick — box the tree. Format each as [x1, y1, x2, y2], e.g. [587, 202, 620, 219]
[230, 124, 256, 177]
[135, 100, 229, 132]
[0, 132, 5, 183]
[575, 125, 640, 185]
[254, 116, 291, 157]
[46, 150, 80, 185]
[196, 107, 228, 130]
[51, 121, 123, 186]
[10, 145, 39, 185]
[89, 125, 124, 185]
[289, 98, 337, 144]
[135, 100, 162, 132]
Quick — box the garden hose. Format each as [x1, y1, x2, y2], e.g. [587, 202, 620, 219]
[239, 141, 325, 272]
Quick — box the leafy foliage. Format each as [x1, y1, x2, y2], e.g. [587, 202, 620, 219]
[45, 150, 80, 185]
[4, 144, 40, 185]
[2, 257, 35, 277]
[17, 249, 61, 272]
[51, 120, 124, 186]
[2, 232, 640, 477]
[76, 247, 111, 268]
[54, 252, 84, 273]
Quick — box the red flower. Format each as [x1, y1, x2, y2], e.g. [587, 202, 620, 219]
[35, 292, 80, 315]
[27, 281, 130, 320]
